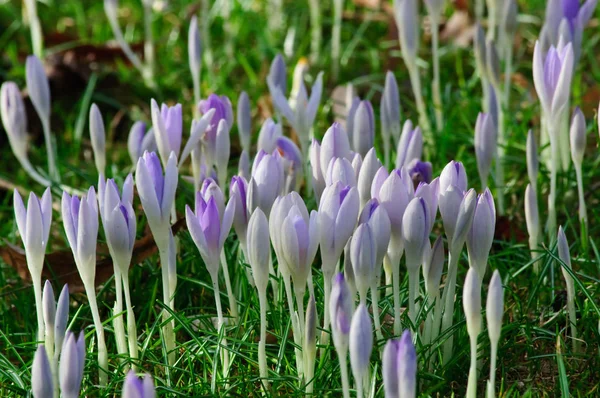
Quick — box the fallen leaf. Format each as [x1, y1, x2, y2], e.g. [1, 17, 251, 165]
[1, 218, 187, 293]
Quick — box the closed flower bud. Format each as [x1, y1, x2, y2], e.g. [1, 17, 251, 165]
[533, 41, 574, 120]
[330, 273, 354, 353]
[402, 197, 429, 270]
[214, 119, 231, 182]
[26, 55, 51, 124]
[486, 40, 501, 87]
[524, 184, 539, 241]
[151, 100, 183, 166]
[349, 303, 373, 379]
[438, 185, 464, 243]
[14, 188, 52, 272]
[1, 82, 28, 163]
[248, 151, 284, 217]
[396, 120, 423, 168]
[357, 148, 382, 207]
[466, 189, 496, 280]
[320, 123, 352, 178]
[358, 198, 391, 272]
[372, 168, 414, 243]
[127, 122, 157, 165]
[398, 329, 417, 398]
[350, 223, 377, 301]
[486, 269, 504, 343]
[382, 339, 400, 398]
[59, 331, 85, 398]
[474, 112, 497, 186]
[246, 208, 271, 294]
[230, 176, 249, 247]
[570, 107, 586, 165]
[394, 0, 419, 60]
[188, 15, 201, 79]
[439, 160, 468, 194]
[281, 206, 319, 291]
[267, 54, 287, 99]
[32, 345, 53, 398]
[352, 100, 375, 157]
[237, 91, 251, 152]
[526, 129, 538, 186]
[257, 118, 282, 154]
[463, 267, 482, 337]
[423, 236, 444, 295]
[414, 178, 439, 231]
[381, 71, 401, 143]
[54, 284, 70, 358]
[451, 189, 478, 253]
[305, 294, 318, 349]
[325, 157, 357, 187]
[238, 150, 250, 180]
[557, 226, 572, 280]
[121, 370, 156, 398]
[310, 140, 326, 202]
[42, 280, 56, 333]
[89, 103, 106, 175]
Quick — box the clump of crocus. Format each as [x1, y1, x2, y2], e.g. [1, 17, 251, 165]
[121, 370, 156, 398]
[135, 151, 178, 364]
[330, 273, 354, 398]
[98, 175, 139, 364]
[557, 226, 578, 352]
[349, 303, 373, 398]
[246, 208, 271, 388]
[59, 331, 86, 398]
[569, 108, 588, 246]
[14, 188, 52, 341]
[463, 267, 482, 398]
[61, 187, 107, 385]
[486, 270, 504, 398]
[383, 330, 417, 398]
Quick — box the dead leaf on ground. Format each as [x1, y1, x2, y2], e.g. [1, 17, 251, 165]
[1, 218, 186, 293]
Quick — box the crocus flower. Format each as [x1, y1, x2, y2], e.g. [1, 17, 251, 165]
[325, 157, 357, 187]
[59, 331, 86, 398]
[309, 139, 326, 202]
[570, 107, 588, 237]
[406, 159, 433, 185]
[135, 151, 178, 235]
[213, 119, 231, 186]
[247, 150, 284, 217]
[466, 189, 496, 281]
[230, 176, 249, 252]
[272, 72, 323, 153]
[414, 178, 439, 231]
[89, 103, 106, 175]
[398, 330, 417, 398]
[394, 0, 419, 60]
[257, 118, 282, 153]
[358, 198, 391, 276]
[54, 284, 70, 362]
[150, 100, 183, 166]
[474, 112, 497, 188]
[357, 148, 382, 208]
[127, 122, 156, 165]
[281, 205, 319, 296]
[320, 123, 353, 178]
[42, 281, 56, 359]
[395, 120, 423, 168]
[381, 71, 401, 166]
[352, 100, 375, 157]
[32, 345, 53, 398]
[486, 269, 504, 398]
[486, 40, 501, 89]
[350, 223, 377, 304]
[186, 194, 235, 276]
[524, 183, 540, 268]
[277, 135, 304, 193]
[382, 339, 400, 398]
[532, 41, 574, 121]
[267, 54, 287, 100]
[189, 15, 202, 105]
[557, 226, 578, 352]
[26, 55, 50, 126]
[463, 266, 482, 398]
[238, 149, 250, 180]
[14, 188, 52, 340]
[526, 129, 538, 188]
[121, 370, 156, 398]
[237, 91, 251, 152]
[439, 160, 468, 194]
[199, 94, 234, 167]
[349, 303, 373, 397]
[330, 273, 354, 396]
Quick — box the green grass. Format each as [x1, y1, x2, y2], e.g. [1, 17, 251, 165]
[1, 0, 600, 396]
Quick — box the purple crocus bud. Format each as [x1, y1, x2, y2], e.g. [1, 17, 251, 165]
[358, 198, 391, 272]
[357, 148, 383, 207]
[99, 177, 137, 273]
[281, 206, 319, 292]
[59, 331, 85, 398]
[396, 120, 423, 168]
[42, 280, 56, 338]
[185, 194, 235, 274]
[486, 40, 501, 88]
[270, 192, 309, 273]
[121, 370, 156, 398]
[230, 176, 249, 247]
[0, 82, 28, 164]
[438, 185, 464, 243]
[439, 160, 468, 194]
[32, 345, 53, 398]
[188, 15, 201, 90]
[325, 157, 357, 187]
[135, 151, 178, 230]
[450, 189, 478, 253]
[199, 93, 234, 132]
[345, 96, 360, 146]
[277, 135, 304, 192]
[150, 100, 183, 165]
[318, 182, 360, 270]
[214, 119, 231, 184]
[463, 267, 482, 337]
[526, 129, 538, 186]
[402, 197, 429, 270]
[309, 139, 326, 202]
[570, 107, 586, 165]
[370, 166, 389, 199]
[349, 303, 373, 390]
[248, 151, 284, 217]
[393, 0, 419, 60]
[89, 103, 106, 175]
[532, 41, 574, 120]
[237, 91, 251, 152]
[423, 236, 444, 295]
[238, 149, 250, 180]
[398, 330, 417, 398]
[26, 55, 50, 124]
[382, 339, 400, 398]
[406, 159, 433, 185]
[381, 71, 401, 144]
[350, 223, 377, 301]
[371, 168, 414, 244]
[486, 269, 504, 344]
[320, 122, 352, 178]
[352, 100, 375, 157]
[351, 152, 362, 177]
[267, 54, 287, 99]
[474, 112, 497, 187]
[128, 122, 157, 165]
[246, 208, 270, 294]
[466, 189, 496, 280]
[330, 273, 354, 354]
[557, 225, 572, 278]
[54, 284, 70, 359]
[415, 177, 439, 231]
[14, 188, 52, 273]
[201, 178, 225, 216]
[257, 118, 283, 153]
[61, 187, 99, 279]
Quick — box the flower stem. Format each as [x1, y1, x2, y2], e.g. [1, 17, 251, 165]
[112, 269, 128, 363]
[41, 118, 59, 182]
[466, 334, 479, 398]
[487, 339, 498, 398]
[339, 354, 350, 398]
[32, 276, 44, 342]
[370, 284, 384, 343]
[210, 270, 230, 382]
[575, 163, 588, 250]
[84, 281, 108, 386]
[121, 272, 139, 368]
[220, 250, 238, 323]
[258, 291, 270, 391]
[440, 250, 459, 363]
